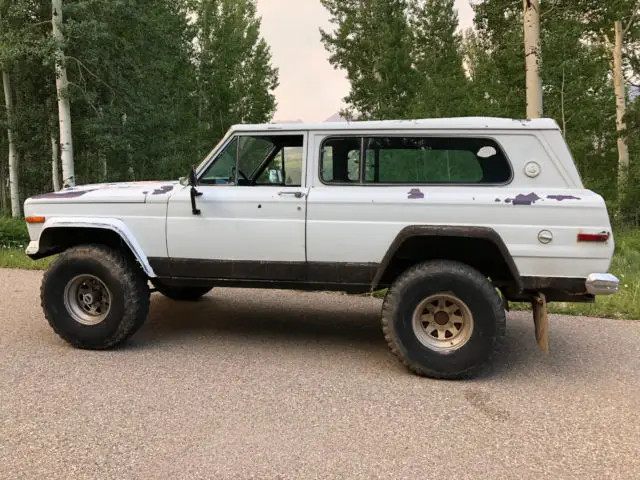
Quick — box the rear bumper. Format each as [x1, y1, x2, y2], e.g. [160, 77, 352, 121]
[585, 273, 619, 296]
[515, 274, 619, 302]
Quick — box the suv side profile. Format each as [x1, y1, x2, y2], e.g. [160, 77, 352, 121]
[23, 117, 619, 379]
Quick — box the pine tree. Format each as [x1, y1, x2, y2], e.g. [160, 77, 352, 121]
[195, 0, 278, 153]
[320, 0, 416, 120]
[408, 0, 471, 118]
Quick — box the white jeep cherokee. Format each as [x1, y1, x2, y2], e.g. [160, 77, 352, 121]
[23, 117, 619, 379]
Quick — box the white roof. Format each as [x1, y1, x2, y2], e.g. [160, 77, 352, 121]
[230, 117, 560, 133]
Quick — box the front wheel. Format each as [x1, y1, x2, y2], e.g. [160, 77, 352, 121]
[41, 245, 150, 349]
[382, 260, 505, 379]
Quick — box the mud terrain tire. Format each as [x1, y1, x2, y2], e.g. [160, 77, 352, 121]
[41, 245, 150, 349]
[382, 260, 505, 379]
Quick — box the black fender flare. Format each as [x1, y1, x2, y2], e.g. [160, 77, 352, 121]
[371, 225, 523, 292]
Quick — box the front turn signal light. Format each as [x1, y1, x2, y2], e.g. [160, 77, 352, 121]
[25, 216, 46, 224]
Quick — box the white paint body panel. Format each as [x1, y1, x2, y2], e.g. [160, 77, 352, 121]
[23, 116, 615, 285]
[28, 216, 157, 277]
[166, 185, 307, 262]
[305, 130, 614, 279]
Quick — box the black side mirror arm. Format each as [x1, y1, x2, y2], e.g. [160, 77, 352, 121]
[188, 166, 203, 215]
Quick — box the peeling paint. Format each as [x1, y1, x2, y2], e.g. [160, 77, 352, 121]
[547, 194, 580, 201]
[151, 185, 174, 195]
[505, 192, 542, 205]
[31, 189, 97, 199]
[407, 188, 424, 199]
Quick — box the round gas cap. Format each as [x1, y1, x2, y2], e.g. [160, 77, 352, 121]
[525, 161, 541, 178]
[538, 230, 553, 244]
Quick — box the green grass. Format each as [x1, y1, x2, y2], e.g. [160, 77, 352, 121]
[0, 216, 54, 269]
[513, 227, 640, 320]
[0, 248, 53, 270]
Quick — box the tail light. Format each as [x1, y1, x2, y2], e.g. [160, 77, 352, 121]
[577, 231, 610, 242]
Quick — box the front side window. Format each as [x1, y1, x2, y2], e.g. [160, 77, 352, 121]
[200, 137, 238, 185]
[199, 134, 304, 186]
[238, 136, 275, 181]
[255, 146, 303, 186]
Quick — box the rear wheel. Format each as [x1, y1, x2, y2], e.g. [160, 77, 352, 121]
[382, 260, 505, 379]
[41, 245, 150, 349]
[151, 280, 213, 301]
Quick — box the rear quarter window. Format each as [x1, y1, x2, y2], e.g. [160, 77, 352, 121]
[319, 135, 512, 185]
[363, 136, 511, 184]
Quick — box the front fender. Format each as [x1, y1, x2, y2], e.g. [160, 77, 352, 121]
[25, 216, 156, 278]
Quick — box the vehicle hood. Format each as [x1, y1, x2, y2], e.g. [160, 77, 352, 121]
[26, 180, 180, 204]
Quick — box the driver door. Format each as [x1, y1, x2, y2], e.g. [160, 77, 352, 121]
[165, 132, 308, 280]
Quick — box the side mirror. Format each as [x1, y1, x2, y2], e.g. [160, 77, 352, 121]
[188, 166, 198, 187]
[188, 166, 202, 215]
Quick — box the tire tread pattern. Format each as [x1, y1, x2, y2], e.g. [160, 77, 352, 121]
[40, 244, 150, 349]
[381, 260, 506, 379]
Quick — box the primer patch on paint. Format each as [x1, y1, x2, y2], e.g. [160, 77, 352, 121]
[547, 195, 580, 201]
[407, 188, 424, 199]
[152, 185, 174, 195]
[505, 192, 542, 205]
[31, 189, 97, 199]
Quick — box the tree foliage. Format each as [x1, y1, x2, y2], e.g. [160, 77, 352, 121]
[409, 0, 471, 118]
[194, 0, 278, 152]
[321, 0, 640, 223]
[0, 0, 278, 214]
[320, 0, 417, 120]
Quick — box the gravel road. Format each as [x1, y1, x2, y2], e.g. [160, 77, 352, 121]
[1, 268, 639, 479]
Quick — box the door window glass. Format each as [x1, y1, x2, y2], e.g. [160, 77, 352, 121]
[200, 137, 238, 185]
[199, 135, 305, 186]
[255, 146, 303, 186]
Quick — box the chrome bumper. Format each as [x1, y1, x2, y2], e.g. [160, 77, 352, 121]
[585, 273, 619, 296]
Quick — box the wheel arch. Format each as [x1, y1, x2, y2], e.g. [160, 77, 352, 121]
[371, 225, 522, 292]
[27, 217, 156, 278]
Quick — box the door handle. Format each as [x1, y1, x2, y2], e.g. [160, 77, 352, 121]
[278, 191, 306, 199]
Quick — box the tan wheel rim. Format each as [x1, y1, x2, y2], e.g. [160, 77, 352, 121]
[412, 293, 474, 352]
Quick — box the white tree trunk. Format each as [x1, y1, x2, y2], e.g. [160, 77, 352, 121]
[613, 20, 629, 189]
[3, 71, 20, 217]
[0, 156, 6, 215]
[51, 131, 60, 191]
[523, 0, 543, 118]
[52, 0, 74, 188]
[102, 156, 107, 181]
